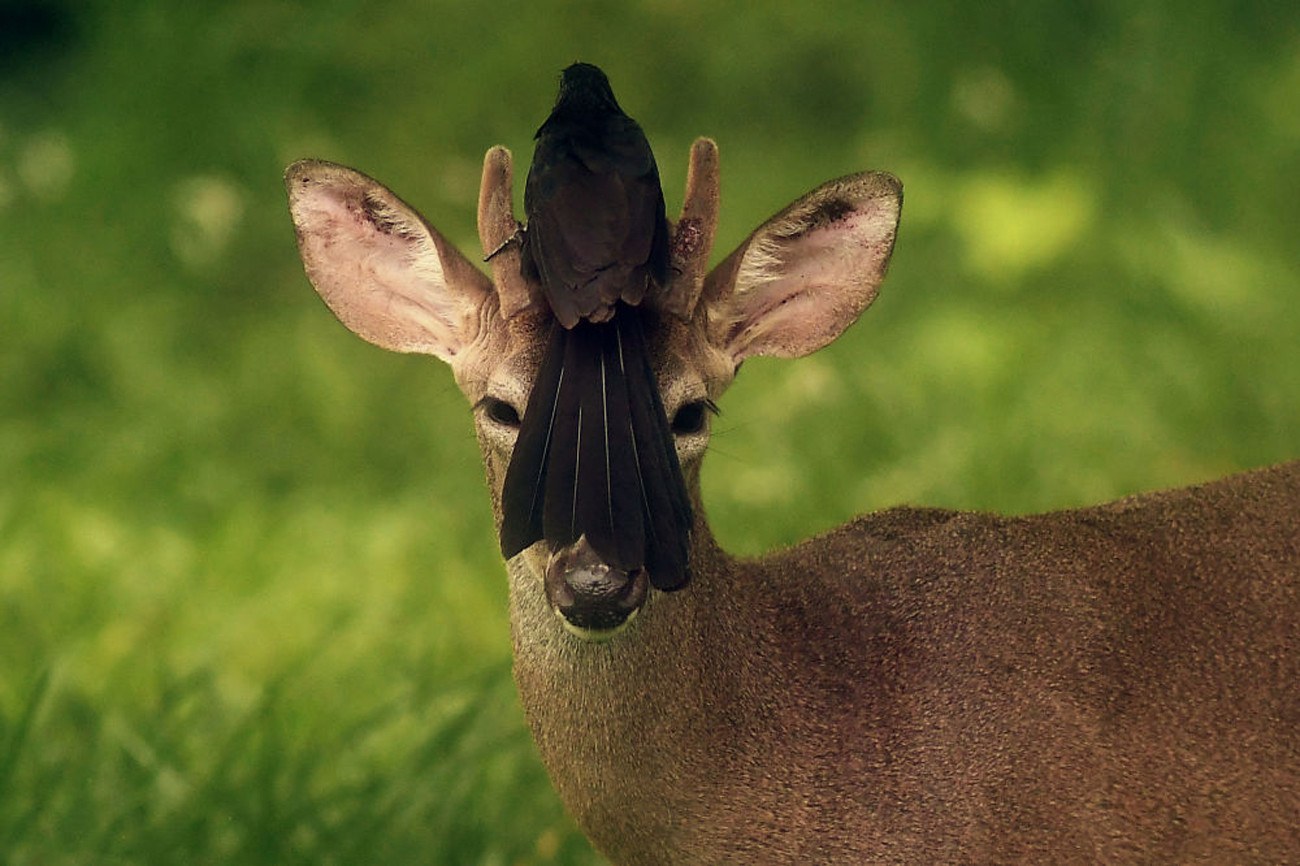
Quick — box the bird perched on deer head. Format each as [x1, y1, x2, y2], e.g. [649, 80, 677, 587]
[498, 62, 693, 594]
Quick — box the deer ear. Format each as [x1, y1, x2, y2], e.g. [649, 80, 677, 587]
[285, 160, 493, 362]
[702, 171, 901, 363]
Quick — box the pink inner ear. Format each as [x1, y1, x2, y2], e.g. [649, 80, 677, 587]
[289, 163, 484, 361]
[724, 191, 899, 362]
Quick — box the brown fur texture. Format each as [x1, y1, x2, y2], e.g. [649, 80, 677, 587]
[511, 464, 1298, 863]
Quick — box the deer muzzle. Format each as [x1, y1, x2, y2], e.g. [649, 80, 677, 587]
[544, 535, 649, 636]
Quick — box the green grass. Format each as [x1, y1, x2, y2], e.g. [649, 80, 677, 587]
[3, 2, 1298, 863]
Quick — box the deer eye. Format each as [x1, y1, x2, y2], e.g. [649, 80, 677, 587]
[671, 400, 717, 436]
[478, 396, 521, 428]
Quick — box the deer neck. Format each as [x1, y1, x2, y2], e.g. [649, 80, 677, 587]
[506, 514, 736, 708]
[504, 518, 751, 849]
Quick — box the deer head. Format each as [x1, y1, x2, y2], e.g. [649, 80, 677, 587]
[285, 139, 901, 638]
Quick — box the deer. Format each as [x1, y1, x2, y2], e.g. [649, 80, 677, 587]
[285, 135, 1300, 863]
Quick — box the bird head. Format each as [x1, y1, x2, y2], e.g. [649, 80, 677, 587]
[552, 62, 623, 116]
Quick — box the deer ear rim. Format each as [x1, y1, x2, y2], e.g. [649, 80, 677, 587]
[286, 159, 493, 362]
[702, 171, 902, 363]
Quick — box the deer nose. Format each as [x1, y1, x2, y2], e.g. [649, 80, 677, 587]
[544, 536, 648, 635]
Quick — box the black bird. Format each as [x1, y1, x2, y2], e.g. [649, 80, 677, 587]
[499, 62, 692, 592]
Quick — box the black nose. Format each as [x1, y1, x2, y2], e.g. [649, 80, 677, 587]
[544, 536, 648, 633]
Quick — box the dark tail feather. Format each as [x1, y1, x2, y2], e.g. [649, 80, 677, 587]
[500, 321, 565, 559]
[542, 326, 586, 548]
[581, 321, 645, 570]
[617, 308, 693, 590]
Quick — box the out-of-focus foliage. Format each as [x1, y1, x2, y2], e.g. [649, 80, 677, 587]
[2, 2, 1297, 863]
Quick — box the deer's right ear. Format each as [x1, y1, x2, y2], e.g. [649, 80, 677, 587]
[286, 160, 492, 362]
[702, 171, 902, 364]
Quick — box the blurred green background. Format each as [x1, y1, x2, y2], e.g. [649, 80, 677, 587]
[2, 1, 1297, 863]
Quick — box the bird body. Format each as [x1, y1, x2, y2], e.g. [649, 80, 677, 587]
[500, 63, 692, 592]
[522, 63, 669, 326]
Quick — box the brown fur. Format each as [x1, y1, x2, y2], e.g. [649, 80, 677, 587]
[510, 465, 1299, 863]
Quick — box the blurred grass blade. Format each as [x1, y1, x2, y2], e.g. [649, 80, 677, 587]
[0, 669, 51, 794]
[0, 668, 53, 846]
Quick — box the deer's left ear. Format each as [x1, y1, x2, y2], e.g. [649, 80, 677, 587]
[286, 160, 493, 362]
[701, 172, 901, 363]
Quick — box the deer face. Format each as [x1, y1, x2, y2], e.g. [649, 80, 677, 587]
[286, 140, 900, 639]
[451, 295, 734, 637]
[461, 305, 730, 506]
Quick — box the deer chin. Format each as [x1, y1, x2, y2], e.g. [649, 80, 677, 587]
[543, 536, 648, 641]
